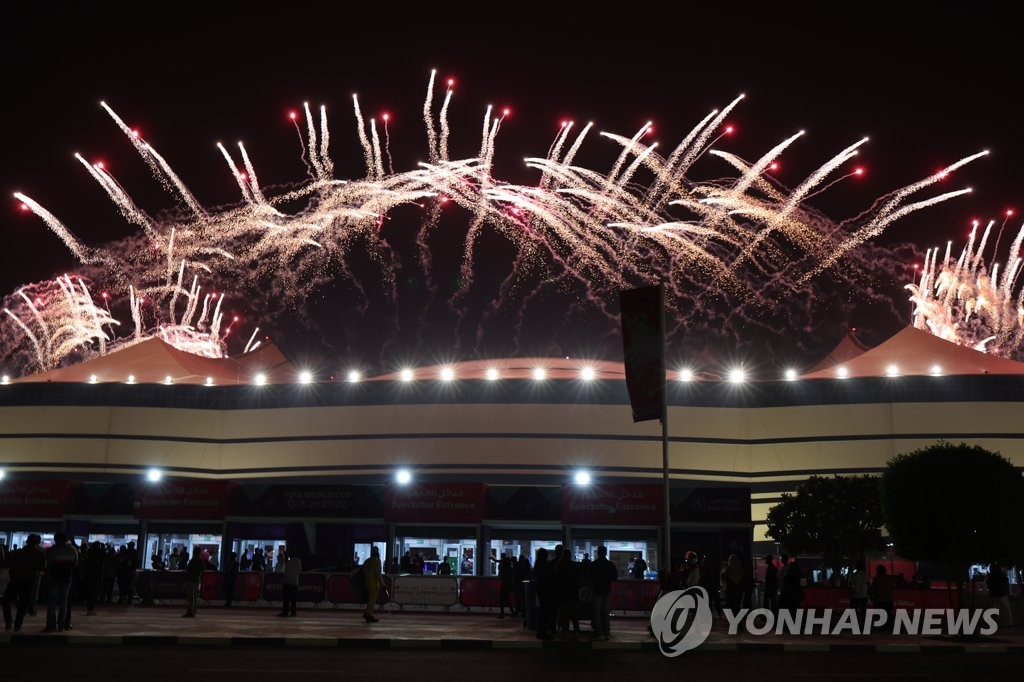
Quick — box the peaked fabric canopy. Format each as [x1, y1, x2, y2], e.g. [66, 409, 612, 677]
[805, 330, 870, 373]
[14, 337, 297, 385]
[800, 326, 1024, 379]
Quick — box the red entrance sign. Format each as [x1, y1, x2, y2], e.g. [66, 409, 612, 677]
[384, 483, 486, 523]
[561, 484, 663, 525]
[134, 480, 233, 519]
[0, 480, 75, 518]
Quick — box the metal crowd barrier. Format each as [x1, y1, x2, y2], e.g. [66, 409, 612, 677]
[135, 570, 659, 611]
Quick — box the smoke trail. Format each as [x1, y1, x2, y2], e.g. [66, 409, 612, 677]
[370, 119, 386, 180]
[13, 193, 99, 263]
[352, 94, 375, 178]
[217, 143, 255, 204]
[74, 154, 155, 236]
[560, 121, 593, 167]
[423, 69, 438, 163]
[319, 105, 333, 177]
[238, 142, 268, 204]
[303, 102, 325, 179]
[383, 116, 394, 175]
[439, 85, 453, 162]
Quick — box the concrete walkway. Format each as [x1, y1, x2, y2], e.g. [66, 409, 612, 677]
[3, 604, 1023, 653]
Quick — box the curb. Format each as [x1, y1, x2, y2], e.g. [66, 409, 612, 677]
[2, 633, 1023, 652]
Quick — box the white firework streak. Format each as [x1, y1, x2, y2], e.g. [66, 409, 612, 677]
[423, 69, 439, 163]
[352, 95, 375, 178]
[244, 326, 260, 353]
[782, 138, 869, 214]
[560, 121, 593, 168]
[809, 186, 977, 281]
[238, 142, 269, 205]
[74, 154, 155, 236]
[370, 119, 386, 180]
[3, 74, 992, 375]
[604, 122, 651, 187]
[2, 276, 119, 370]
[439, 86, 454, 162]
[101, 102, 205, 216]
[670, 95, 746, 183]
[909, 221, 1024, 358]
[13, 193, 98, 263]
[217, 143, 255, 204]
[303, 102, 325, 179]
[541, 121, 574, 189]
[319, 105, 333, 177]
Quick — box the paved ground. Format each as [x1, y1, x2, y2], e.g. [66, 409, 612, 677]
[8, 643, 1024, 679]
[4, 646, 1024, 682]
[2, 603, 1023, 653]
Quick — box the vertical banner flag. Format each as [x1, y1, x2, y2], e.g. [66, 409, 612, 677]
[619, 284, 665, 422]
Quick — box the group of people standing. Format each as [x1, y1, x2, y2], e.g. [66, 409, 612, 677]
[531, 544, 618, 641]
[761, 553, 803, 614]
[2, 535, 142, 633]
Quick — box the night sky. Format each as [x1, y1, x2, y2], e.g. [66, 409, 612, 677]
[1, 5, 1018, 375]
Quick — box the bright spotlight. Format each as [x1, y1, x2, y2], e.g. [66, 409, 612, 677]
[532, 367, 546, 381]
[163, 375, 173, 385]
[440, 367, 455, 381]
[729, 368, 746, 383]
[88, 374, 98, 384]
[580, 367, 596, 381]
[400, 368, 414, 382]
[836, 367, 849, 379]
[485, 368, 499, 381]
[395, 469, 412, 485]
[146, 468, 163, 483]
[930, 364, 943, 376]
[254, 373, 267, 386]
[126, 375, 136, 384]
[205, 376, 214, 386]
[347, 370, 362, 383]
[784, 369, 797, 381]
[1, 375, 9, 385]
[574, 470, 592, 486]
[299, 370, 313, 384]
[678, 368, 693, 382]
[886, 364, 900, 377]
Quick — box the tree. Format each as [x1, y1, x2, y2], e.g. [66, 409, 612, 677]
[766, 475, 885, 582]
[880, 441, 1024, 605]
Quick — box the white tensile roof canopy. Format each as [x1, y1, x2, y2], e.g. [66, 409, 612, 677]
[800, 326, 1024, 379]
[13, 337, 297, 385]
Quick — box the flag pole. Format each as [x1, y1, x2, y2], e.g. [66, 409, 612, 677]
[658, 284, 671, 574]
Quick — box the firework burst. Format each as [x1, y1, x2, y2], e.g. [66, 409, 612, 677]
[908, 215, 1024, 359]
[2, 72, 983, 375]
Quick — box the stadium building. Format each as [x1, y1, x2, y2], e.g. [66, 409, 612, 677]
[2, 325, 1023, 578]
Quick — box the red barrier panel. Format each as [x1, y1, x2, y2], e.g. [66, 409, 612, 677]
[325, 573, 392, 605]
[610, 579, 659, 611]
[801, 587, 959, 609]
[801, 587, 850, 609]
[200, 572, 222, 601]
[238, 573, 263, 602]
[458, 576, 517, 609]
[868, 560, 917, 580]
[895, 589, 958, 609]
[261, 572, 327, 604]
[391, 575, 459, 607]
[199, 572, 263, 602]
[137, 571, 186, 601]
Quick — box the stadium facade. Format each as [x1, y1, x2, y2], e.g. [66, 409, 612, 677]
[2, 326, 1023, 577]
